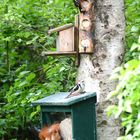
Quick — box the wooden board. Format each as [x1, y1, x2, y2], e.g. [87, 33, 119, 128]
[48, 23, 73, 34]
[58, 27, 75, 52]
[42, 51, 77, 56]
[79, 1, 94, 53]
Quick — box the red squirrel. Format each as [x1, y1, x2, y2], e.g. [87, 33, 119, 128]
[39, 123, 61, 140]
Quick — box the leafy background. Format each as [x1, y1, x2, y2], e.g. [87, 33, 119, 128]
[107, 0, 140, 140]
[0, 0, 77, 139]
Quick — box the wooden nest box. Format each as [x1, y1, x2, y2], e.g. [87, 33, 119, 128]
[48, 23, 77, 54]
[44, 11, 94, 66]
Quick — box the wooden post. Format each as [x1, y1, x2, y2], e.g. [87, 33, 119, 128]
[75, 15, 80, 66]
[79, 0, 94, 53]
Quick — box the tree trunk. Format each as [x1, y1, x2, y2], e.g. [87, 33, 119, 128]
[77, 0, 125, 139]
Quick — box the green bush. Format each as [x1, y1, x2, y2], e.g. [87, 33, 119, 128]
[124, 0, 140, 61]
[107, 0, 140, 139]
[0, 0, 77, 138]
[107, 37, 140, 140]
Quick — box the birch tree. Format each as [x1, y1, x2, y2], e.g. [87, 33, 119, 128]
[77, 0, 125, 139]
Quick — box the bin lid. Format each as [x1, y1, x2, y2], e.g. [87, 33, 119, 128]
[32, 92, 96, 106]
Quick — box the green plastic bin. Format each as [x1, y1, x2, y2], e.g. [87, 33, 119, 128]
[32, 92, 97, 140]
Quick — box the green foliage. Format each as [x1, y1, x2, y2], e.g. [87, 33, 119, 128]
[107, 38, 140, 139]
[107, 0, 140, 139]
[1, 58, 76, 137]
[124, 0, 140, 61]
[0, 0, 77, 138]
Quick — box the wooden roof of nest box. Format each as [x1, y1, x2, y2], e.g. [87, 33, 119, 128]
[48, 23, 76, 52]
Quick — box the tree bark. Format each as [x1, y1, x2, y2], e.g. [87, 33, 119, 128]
[77, 0, 125, 139]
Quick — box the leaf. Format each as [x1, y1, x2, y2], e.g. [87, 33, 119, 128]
[19, 71, 30, 76]
[124, 100, 132, 113]
[26, 73, 36, 82]
[131, 26, 139, 32]
[19, 81, 27, 87]
[0, 119, 6, 125]
[17, 38, 22, 43]
[138, 36, 140, 44]
[59, 67, 65, 72]
[131, 43, 139, 51]
[106, 105, 118, 116]
[30, 111, 37, 119]
[29, 106, 40, 119]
